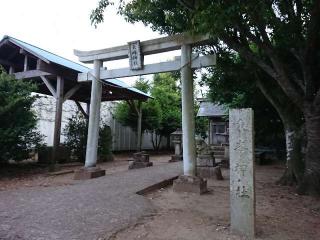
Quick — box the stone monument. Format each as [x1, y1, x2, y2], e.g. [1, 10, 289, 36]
[196, 140, 223, 180]
[229, 109, 255, 239]
[169, 129, 183, 162]
[129, 151, 153, 169]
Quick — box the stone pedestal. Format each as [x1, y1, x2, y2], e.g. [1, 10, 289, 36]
[129, 161, 153, 169]
[197, 166, 223, 180]
[129, 151, 153, 170]
[173, 175, 207, 194]
[73, 167, 105, 180]
[196, 154, 223, 180]
[169, 155, 183, 162]
[197, 154, 215, 167]
[170, 129, 183, 162]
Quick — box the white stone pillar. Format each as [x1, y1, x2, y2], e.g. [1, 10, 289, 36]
[84, 60, 102, 168]
[181, 44, 196, 176]
[229, 108, 255, 239]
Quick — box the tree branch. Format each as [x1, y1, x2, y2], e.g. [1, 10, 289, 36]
[221, 33, 304, 109]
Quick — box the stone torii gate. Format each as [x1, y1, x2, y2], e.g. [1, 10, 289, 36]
[74, 33, 216, 190]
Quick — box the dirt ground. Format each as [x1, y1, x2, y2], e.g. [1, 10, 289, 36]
[1, 154, 320, 240]
[112, 165, 320, 240]
[0, 152, 170, 191]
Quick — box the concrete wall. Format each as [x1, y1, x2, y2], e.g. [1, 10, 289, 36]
[33, 95, 167, 151]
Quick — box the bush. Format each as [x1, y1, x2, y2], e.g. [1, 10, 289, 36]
[64, 111, 113, 162]
[0, 67, 44, 162]
[98, 124, 114, 162]
[63, 112, 88, 162]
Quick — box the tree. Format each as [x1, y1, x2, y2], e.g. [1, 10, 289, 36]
[203, 51, 304, 184]
[151, 73, 181, 148]
[0, 67, 43, 163]
[91, 0, 320, 194]
[115, 74, 182, 150]
[114, 78, 162, 150]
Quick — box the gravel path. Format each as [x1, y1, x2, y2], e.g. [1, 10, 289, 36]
[0, 162, 182, 240]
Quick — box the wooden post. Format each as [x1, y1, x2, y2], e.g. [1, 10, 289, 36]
[9, 66, 14, 74]
[51, 76, 64, 170]
[23, 55, 28, 71]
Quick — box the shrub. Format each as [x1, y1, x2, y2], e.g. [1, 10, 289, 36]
[0, 67, 44, 162]
[64, 111, 113, 162]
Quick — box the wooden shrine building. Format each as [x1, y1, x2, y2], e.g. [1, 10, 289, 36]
[0, 35, 150, 166]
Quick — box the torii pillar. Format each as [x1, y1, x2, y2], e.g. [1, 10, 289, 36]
[74, 60, 106, 179]
[173, 44, 207, 194]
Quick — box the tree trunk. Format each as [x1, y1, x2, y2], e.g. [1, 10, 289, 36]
[151, 132, 156, 150]
[257, 78, 305, 186]
[157, 135, 162, 150]
[166, 134, 171, 149]
[298, 105, 320, 194]
[137, 106, 142, 151]
[277, 123, 304, 185]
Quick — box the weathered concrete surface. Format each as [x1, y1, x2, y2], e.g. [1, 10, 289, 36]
[0, 162, 182, 240]
[73, 167, 106, 180]
[229, 109, 255, 239]
[85, 60, 102, 168]
[181, 44, 196, 176]
[173, 175, 207, 194]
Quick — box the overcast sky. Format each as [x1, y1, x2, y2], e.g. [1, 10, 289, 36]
[0, 0, 207, 94]
[0, 0, 165, 66]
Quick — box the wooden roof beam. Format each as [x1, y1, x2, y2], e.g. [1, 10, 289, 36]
[14, 70, 52, 80]
[63, 84, 82, 102]
[40, 75, 56, 98]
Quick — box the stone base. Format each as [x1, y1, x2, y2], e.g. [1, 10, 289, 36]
[73, 167, 106, 180]
[196, 154, 215, 167]
[197, 166, 224, 180]
[173, 175, 208, 194]
[129, 161, 153, 170]
[169, 155, 183, 162]
[133, 151, 149, 162]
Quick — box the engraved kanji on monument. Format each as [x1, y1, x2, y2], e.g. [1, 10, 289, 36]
[128, 40, 143, 70]
[229, 108, 255, 239]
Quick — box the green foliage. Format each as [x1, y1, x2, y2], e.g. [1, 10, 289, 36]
[0, 67, 44, 162]
[91, 0, 320, 193]
[63, 112, 88, 162]
[151, 73, 181, 139]
[91, 0, 319, 108]
[90, 0, 114, 28]
[194, 100, 210, 140]
[64, 111, 113, 162]
[99, 124, 113, 161]
[114, 74, 182, 149]
[202, 51, 285, 148]
[114, 78, 162, 133]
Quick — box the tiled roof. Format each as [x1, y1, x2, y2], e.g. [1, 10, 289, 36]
[197, 102, 227, 117]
